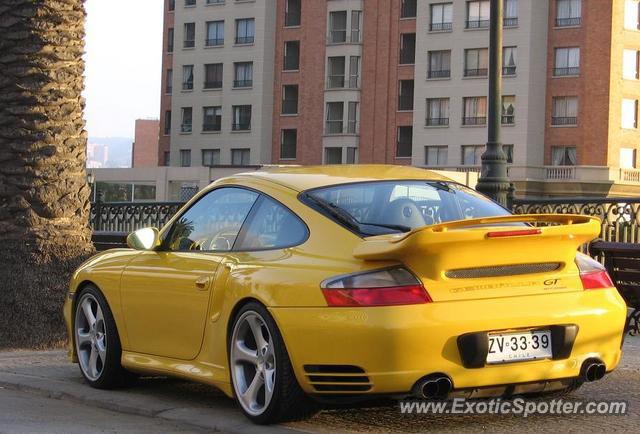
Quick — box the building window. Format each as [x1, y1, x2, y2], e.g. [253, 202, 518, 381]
[327, 56, 346, 88]
[552, 96, 578, 125]
[397, 126, 413, 158]
[169, 0, 175, 12]
[502, 95, 516, 125]
[461, 145, 484, 165]
[163, 151, 170, 166]
[202, 149, 220, 167]
[284, 40, 300, 70]
[232, 105, 252, 131]
[554, 47, 580, 76]
[464, 48, 488, 77]
[165, 69, 173, 94]
[621, 148, 637, 168]
[325, 102, 344, 134]
[622, 99, 638, 129]
[282, 85, 299, 115]
[164, 110, 171, 135]
[233, 62, 253, 88]
[184, 23, 195, 48]
[400, 33, 416, 65]
[235, 18, 255, 44]
[346, 147, 358, 164]
[351, 11, 362, 43]
[401, 0, 417, 18]
[281, 129, 297, 159]
[466, 0, 490, 29]
[325, 147, 343, 164]
[551, 146, 577, 166]
[398, 80, 414, 111]
[204, 63, 223, 89]
[185, 0, 196, 6]
[231, 148, 251, 166]
[181, 107, 192, 133]
[426, 98, 450, 126]
[206, 0, 224, 4]
[349, 56, 360, 88]
[167, 28, 174, 52]
[182, 65, 194, 90]
[504, 0, 518, 27]
[206, 21, 224, 46]
[180, 149, 191, 167]
[463, 97, 487, 125]
[430, 3, 453, 31]
[328, 11, 347, 43]
[503, 144, 514, 163]
[623, 49, 640, 80]
[285, 0, 301, 27]
[625, 0, 640, 30]
[203, 106, 222, 132]
[347, 101, 359, 134]
[556, 0, 581, 27]
[503, 46, 517, 75]
[425, 146, 448, 166]
[428, 50, 451, 78]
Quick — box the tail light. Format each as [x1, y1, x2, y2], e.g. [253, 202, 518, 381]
[575, 253, 614, 290]
[320, 266, 432, 307]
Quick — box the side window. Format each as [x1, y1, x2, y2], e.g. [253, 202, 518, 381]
[235, 196, 308, 251]
[164, 187, 258, 251]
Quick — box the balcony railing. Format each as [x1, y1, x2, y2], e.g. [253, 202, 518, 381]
[554, 67, 580, 76]
[466, 19, 490, 29]
[463, 116, 487, 126]
[426, 117, 449, 127]
[398, 95, 414, 111]
[205, 38, 224, 47]
[430, 22, 452, 32]
[464, 68, 488, 77]
[285, 12, 301, 27]
[399, 49, 415, 65]
[502, 115, 515, 125]
[325, 120, 344, 135]
[428, 69, 451, 79]
[182, 81, 194, 91]
[556, 17, 581, 27]
[328, 30, 347, 44]
[202, 123, 221, 132]
[183, 39, 195, 48]
[204, 80, 222, 89]
[284, 56, 299, 71]
[546, 166, 576, 180]
[233, 79, 253, 88]
[235, 36, 254, 44]
[552, 116, 578, 126]
[327, 75, 345, 88]
[503, 66, 517, 76]
[181, 123, 192, 133]
[503, 17, 518, 27]
[282, 99, 298, 115]
[232, 122, 251, 131]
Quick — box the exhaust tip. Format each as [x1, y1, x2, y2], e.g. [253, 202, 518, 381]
[581, 358, 606, 382]
[414, 374, 453, 399]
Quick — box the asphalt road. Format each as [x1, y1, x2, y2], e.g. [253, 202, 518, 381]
[1, 337, 640, 433]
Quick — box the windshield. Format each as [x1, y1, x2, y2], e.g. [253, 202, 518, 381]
[303, 180, 511, 236]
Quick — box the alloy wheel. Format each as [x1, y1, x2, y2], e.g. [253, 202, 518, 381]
[75, 293, 107, 381]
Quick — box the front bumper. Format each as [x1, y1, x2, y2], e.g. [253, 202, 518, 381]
[270, 288, 626, 396]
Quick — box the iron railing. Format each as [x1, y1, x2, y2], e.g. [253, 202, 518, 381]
[428, 69, 451, 79]
[90, 202, 185, 232]
[430, 22, 453, 32]
[556, 17, 581, 27]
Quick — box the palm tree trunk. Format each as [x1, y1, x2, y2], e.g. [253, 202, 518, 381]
[0, 0, 94, 348]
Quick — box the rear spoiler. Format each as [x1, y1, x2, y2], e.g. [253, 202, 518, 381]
[353, 214, 601, 261]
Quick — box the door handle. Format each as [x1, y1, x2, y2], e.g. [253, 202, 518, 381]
[195, 276, 210, 290]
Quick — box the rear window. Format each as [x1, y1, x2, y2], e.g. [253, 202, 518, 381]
[302, 181, 510, 236]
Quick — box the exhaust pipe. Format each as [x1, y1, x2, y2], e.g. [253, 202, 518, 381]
[581, 359, 606, 382]
[414, 374, 453, 399]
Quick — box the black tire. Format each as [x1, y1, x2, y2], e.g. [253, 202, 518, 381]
[229, 301, 318, 424]
[73, 284, 137, 389]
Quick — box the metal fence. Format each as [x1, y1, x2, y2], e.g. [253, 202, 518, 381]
[90, 201, 184, 232]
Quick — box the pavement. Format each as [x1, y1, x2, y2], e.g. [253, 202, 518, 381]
[1, 338, 640, 433]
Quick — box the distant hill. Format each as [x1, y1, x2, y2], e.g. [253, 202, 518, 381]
[88, 137, 132, 168]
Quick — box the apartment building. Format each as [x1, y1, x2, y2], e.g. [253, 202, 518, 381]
[157, 0, 640, 197]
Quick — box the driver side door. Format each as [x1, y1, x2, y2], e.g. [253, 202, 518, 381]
[120, 187, 259, 360]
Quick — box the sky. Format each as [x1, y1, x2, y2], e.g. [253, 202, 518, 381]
[84, 0, 163, 139]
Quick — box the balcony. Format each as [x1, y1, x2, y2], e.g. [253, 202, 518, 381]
[282, 99, 298, 115]
[181, 124, 192, 133]
[183, 39, 195, 48]
[556, 17, 581, 27]
[235, 36, 254, 44]
[464, 68, 488, 77]
[398, 95, 414, 111]
[546, 166, 575, 180]
[327, 75, 345, 89]
[325, 120, 344, 135]
[430, 22, 452, 32]
[463, 116, 487, 126]
[503, 66, 517, 76]
[182, 82, 193, 91]
[205, 38, 224, 47]
[232, 122, 251, 131]
[553, 67, 580, 76]
[503, 17, 518, 27]
[233, 79, 253, 88]
[552, 116, 578, 126]
[202, 123, 221, 132]
[466, 19, 489, 29]
[501, 115, 515, 125]
[285, 12, 301, 27]
[426, 117, 449, 127]
[428, 69, 451, 79]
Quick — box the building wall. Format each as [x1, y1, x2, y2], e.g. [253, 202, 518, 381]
[158, 0, 174, 166]
[132, 119, 160, 168]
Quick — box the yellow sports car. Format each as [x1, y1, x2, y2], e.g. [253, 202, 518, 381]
[63, 165, 627, 424]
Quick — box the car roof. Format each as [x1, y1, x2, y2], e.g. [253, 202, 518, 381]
[224, 165, 453, 192]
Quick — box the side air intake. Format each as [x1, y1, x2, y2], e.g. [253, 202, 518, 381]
[303, 365, 372, 393]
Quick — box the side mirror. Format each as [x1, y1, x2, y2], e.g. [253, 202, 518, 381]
[126, 227, 160, 251]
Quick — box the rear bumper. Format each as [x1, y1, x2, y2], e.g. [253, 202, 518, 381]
[270, 288, 626, 396]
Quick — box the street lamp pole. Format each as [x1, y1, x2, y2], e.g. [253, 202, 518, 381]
[476, 0, 511, 206]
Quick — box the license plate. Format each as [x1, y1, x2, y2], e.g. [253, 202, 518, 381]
[486, 330, 552, 364]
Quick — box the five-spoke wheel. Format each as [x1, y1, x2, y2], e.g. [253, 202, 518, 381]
[75, 293, 107, 381]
